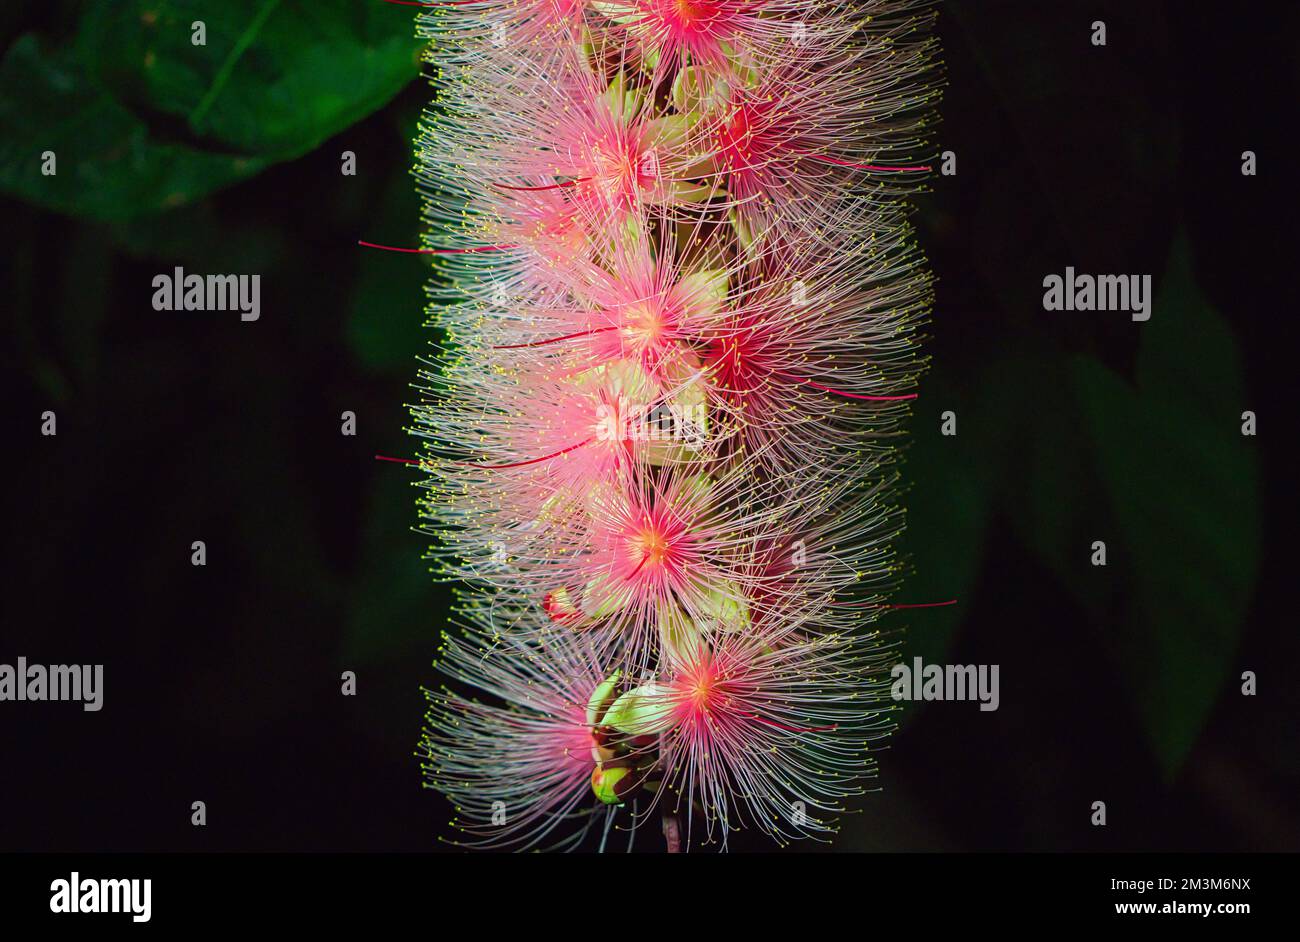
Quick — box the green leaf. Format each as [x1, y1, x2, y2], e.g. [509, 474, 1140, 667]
[1071, 233, 1260, 777]
[0, 34, 268, 219]
[78, 0, 423, 157]
[1, 1, 422, 218]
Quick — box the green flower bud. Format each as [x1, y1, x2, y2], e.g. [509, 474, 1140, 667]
[671, 66, 729, 118]
[699, 581, 751, 633]
[603, 683, 675, 736]
[657, 600, 705, 670]
[601, 72, 642, 124]
[581, 572, 632, 619]
[590, 764, 633, 804]
[585, 671, 623, 728]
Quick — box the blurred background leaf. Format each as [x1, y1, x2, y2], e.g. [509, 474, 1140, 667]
[1071, 233, 1259, 776]
[347, 104, 428, 373]
[0, 34, 269, 218]
[78, 0, 423, 156]
[894, 364, 1020, 672]
[0, 0, 421, 219]
[343, 470, 440, 668]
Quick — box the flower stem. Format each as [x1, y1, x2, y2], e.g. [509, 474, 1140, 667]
[662, 810, 682, 854]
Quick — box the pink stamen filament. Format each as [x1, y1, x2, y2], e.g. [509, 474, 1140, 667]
[806, 154, 931, 173]
[835, 598, 957, 609]
[740, 712, 837, 733]
[357, 240, 517, 255]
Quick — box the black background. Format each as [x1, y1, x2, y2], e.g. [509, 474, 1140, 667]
[2, 1, 1297, 853]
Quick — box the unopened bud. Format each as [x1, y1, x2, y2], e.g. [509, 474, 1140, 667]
[543, 587, 581, 624]
[591, 764, 636, 804]
[585, 671, 622, 727]
[603, 683, 675, 736]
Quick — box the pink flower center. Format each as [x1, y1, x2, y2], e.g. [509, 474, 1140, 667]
[622, 301, 666, 343]
[637, 0, 739, 65]
[632, 525, 672, 567]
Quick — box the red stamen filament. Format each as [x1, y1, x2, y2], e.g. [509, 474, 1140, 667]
[493, 178, 590, 192]
[466, 437, 594, 470]
[492, 326, 618, 349]
[626, 551, 652, 581]
[379, 1, 484, 7]
[784, 374, 918, 402]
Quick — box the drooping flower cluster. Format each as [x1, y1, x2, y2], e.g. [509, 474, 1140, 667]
[413, 0, 939, 850]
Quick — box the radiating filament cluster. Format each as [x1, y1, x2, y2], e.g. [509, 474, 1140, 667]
[412, 0, 940, 851]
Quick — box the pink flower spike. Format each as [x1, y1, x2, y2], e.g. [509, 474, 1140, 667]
[412, 0, 941, 851]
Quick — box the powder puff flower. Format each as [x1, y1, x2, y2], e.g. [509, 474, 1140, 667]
[411, 0, 940, 851]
